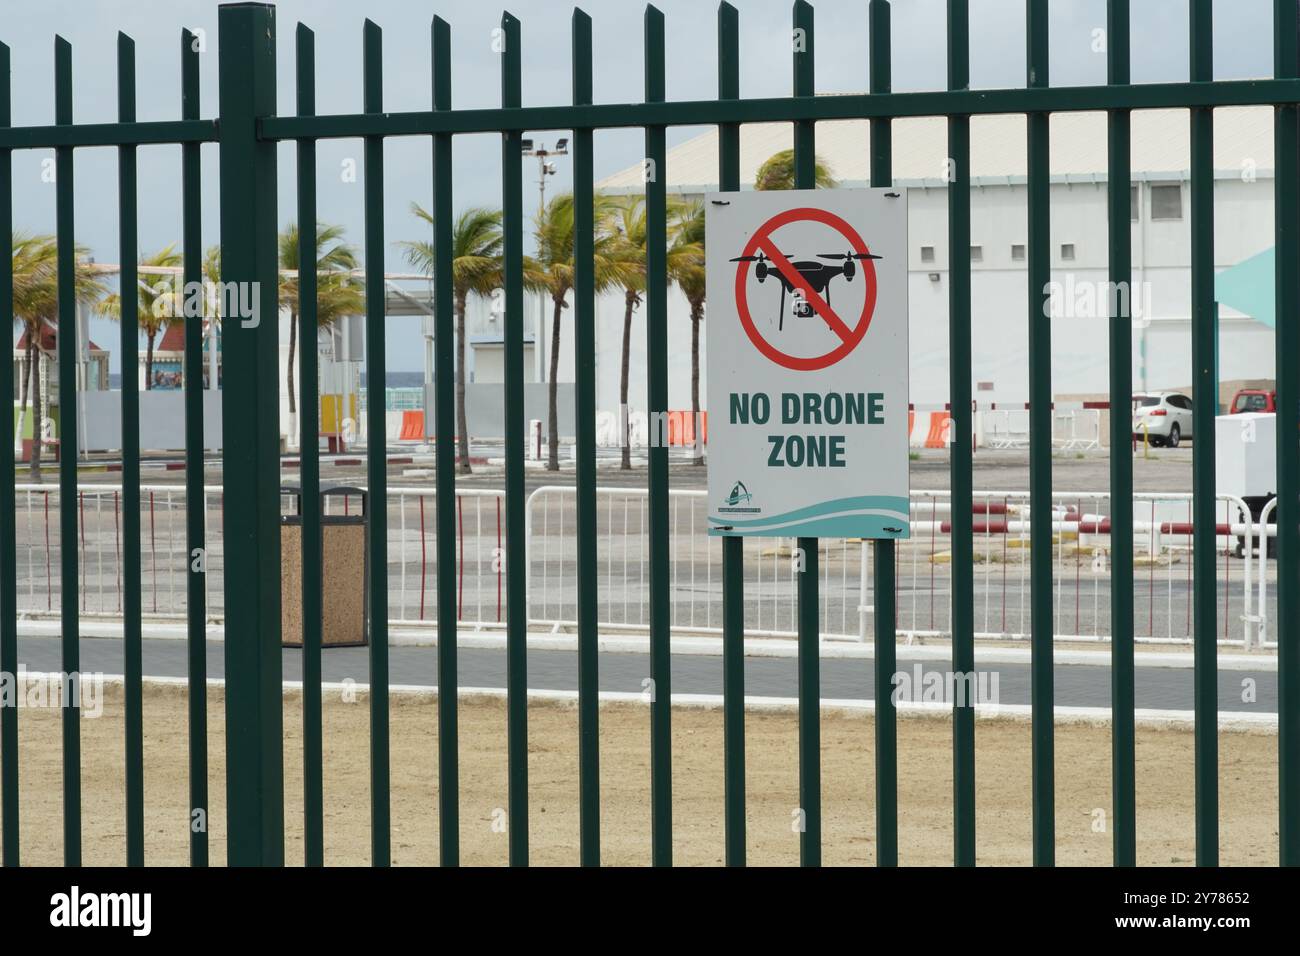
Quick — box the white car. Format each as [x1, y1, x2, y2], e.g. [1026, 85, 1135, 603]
[1133, 392, 1193, 447]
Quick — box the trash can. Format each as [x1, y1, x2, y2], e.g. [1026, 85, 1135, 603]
[281, 485, 369, 647]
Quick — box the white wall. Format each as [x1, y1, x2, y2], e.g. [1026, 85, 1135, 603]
[450, 175, 1281, 428]
[867, 176, 1274, 406]
[81, 391, 222, 453]
[462, 284, 705, 419]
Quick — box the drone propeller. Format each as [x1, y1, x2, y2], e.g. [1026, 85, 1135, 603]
[817, 251, 883, 261]
[730, 251, 795, 263]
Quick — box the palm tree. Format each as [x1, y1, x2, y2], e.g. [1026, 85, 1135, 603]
[10, 232, 106, 480]
[203, 245, 221, 300]
[11, 235, 57, 458]
[95, 244, 183, 390]
[399, 203, 505, 474]
[532, 191, 638, 471]
[754, 148, 836, 191]
[279, 222, 363, 426]
[672, 202, 707, 465]
[610, 195, 700, 469]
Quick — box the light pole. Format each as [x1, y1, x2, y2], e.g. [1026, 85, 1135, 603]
[522, 138, 568, 383]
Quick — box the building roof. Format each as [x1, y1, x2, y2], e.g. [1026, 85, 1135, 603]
[597, 105, 1274, 192]
[14, 317, 104, 354]
[157, 324, 184, 352]
[155, 320, 221, 353]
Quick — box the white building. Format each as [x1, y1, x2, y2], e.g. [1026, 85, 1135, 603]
[585, 105, 1277, 414]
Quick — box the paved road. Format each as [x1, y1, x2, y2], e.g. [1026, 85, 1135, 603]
[15, 635, 1278, 714]
[66, 445, 1191, 494]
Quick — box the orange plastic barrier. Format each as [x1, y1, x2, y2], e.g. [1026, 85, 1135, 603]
[399, 410, 425, 440]
[924, 411, 949, 448]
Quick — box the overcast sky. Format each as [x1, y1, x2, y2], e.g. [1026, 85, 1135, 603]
[8, 0, 1277, 372]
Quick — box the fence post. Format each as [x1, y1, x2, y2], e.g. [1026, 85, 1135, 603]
[1026, 0, 1055, 866]
[54, 33, 82, 868]
[181, 26, 209, 870]
[1189, 0, 1219, 866]
[792, 0, 822, 871]
[218, 1, 284, 866]
[1274, 0, 1300, 867]
[0, 40, 16, 869]
[1106, 0, 1137, 868]
[867, 0, 899, 868]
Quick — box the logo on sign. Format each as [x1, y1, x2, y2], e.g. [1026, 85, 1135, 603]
[719, 479, 758, 515]
[724, 480, 752, 506]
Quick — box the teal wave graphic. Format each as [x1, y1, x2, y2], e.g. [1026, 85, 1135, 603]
[708, 494, 910, 530]
[709, 512, 911, 539]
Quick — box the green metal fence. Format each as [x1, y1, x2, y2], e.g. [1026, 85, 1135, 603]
[0, 0, 1297, 867]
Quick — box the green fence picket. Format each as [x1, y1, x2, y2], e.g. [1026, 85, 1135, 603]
[946, 0, 976, 867]
[717, 0, 746, 869]
[180, 28, 208, 870]
[1106, 0, 1137, 868]
[295, 22, 325, 868]
[1025, 0, 1055, 867]
[0, 39, 15, 869]
[1189, 0, 1220, 866]
[644, 3, 673, 868]
[430, 13, 460, 868]
[116, 31, 145, 870]
[791, 0, 822, 870]
[1275, 0, 1300, 868]
[572, 8, 602, 868]
[498, 11, 530, 868]
[361, 18, 393, 868]
[868, 0, 898, 870]
[53, 35, 81, 868]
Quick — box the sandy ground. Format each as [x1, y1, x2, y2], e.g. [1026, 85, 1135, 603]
[0, 681, 1280, 866]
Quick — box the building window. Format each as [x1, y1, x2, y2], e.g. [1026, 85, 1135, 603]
[1130, 184, 1139, 221]
[1060, 243, 1076, 261]
[970, 244, 983, 262]
[1150, 184, 1183, 220]
[920, 244, 935, 263]
[1011, 243, 1025, 261]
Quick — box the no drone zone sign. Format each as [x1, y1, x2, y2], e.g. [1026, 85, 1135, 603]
[705, 188, 910, 539]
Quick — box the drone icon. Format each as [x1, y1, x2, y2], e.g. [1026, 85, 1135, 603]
[730, 249, 882, 331]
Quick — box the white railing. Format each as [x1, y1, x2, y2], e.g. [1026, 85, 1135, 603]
[1254, 497, 1279, 649]
[12, 483, 222, 621]
[902, 490, 1257, 648]
[387, 487, 506, 627]
[523, 485, 865, 638]
[524, 485, 1261, 648]
[979, 409, 1102, 451]
[9, 482, 1269, 649]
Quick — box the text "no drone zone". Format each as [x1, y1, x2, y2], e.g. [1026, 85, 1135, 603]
[729, 391, 885, 468]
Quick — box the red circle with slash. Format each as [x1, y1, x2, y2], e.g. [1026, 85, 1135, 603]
[733, 206, 878, 372]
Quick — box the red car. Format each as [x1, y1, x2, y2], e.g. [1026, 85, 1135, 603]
[1230, 388, 1277, 413]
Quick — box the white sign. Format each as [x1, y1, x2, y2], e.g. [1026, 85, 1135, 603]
[705, 188, 910, 539]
